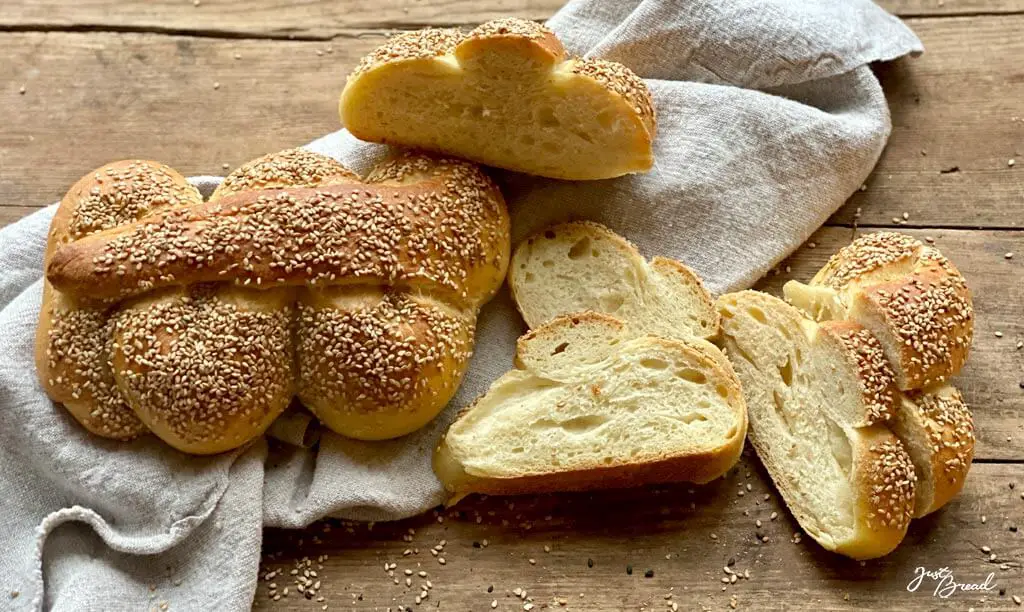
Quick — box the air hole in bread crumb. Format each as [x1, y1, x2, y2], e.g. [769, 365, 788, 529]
[537, 106, 560, 127]
[677, 413, 708, 424]
[602, 457, 614, 464]
[716, 384, 731, 398]
[541, 260, 554, 268]
[596, 109, 616, 129]
[511, 447, 525, 454]
[568, 237, 591, 259]
[779, 357, 794, 387]
[559, 415, 609, 433]
[676, 369, 707, 384]
[551, 342, 569, 355]
[524, 272, 535, 283]
[640, 358, 669, 370]
[600, 293, 625, 312]
[544, 230, 556, 239]
[747, 307, 768, 324]
[571, 128, 595, 144]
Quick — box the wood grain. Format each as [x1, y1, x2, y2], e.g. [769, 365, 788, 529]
[2, 15, 1022, 228]
[830, 16, 1024, 228]
[256, 460, 1024, 611]
[2, 0, 1021, 38]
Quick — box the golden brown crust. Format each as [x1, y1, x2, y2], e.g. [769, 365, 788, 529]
[350, 28, 468, 80]
[48, 153, 510, 309]
[36, 160, 203, 441]
[895, 385, 974, 517]
[37, 150, 511, 452]
[111, 285, 295, 454]
[818, 321, 898, 427]
[850, 427, 916, 558]
[35, 286, 147, 440]
[809, 232, 974, 390]
[461, 18, 565, 65]
[297, 288, 475, 441]
[743, 419, 913, 560]
[211, 148, 358, 200]
[851, 261, 973, 390]
[568, 58, 656, 138]
[435, 437, 743, 497]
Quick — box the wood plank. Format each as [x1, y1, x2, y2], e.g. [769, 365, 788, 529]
[2, 14, 1022, 228]
[833, 16, 1024, 228]
[0, 31, 372, 208]
[758, 226, 1024, 463]
[257, 461, 1024, 611]
[1, 0, 1021, 38]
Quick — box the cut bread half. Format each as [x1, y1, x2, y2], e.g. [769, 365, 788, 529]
[784, 232, 973, 390]
[434, 313, 747, 498]
[716, 291, 915, 559]
[890, 384, 974, 517]
[340, 19, 655, 180]
[509, 222, 719, 343]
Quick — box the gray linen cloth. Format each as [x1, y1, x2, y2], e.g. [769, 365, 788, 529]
[0, 0, 922, 609]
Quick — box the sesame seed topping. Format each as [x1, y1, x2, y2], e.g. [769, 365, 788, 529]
[570, 58, 655, 129]
[865, 439, 916, 532]
[832, 325, 896, 425]
[902, 387, 974, 478]
[350, 28, 467, 79]
[468, 18, 552, 41]
[42, 150, 509, 449]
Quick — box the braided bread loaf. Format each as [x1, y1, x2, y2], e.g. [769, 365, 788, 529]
[38, 150, 510, 454]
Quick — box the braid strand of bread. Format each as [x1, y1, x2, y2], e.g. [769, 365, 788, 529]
[38, 150, 510, 453]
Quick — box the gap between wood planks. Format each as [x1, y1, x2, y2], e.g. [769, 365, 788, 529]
[3, 10, 1024, 42]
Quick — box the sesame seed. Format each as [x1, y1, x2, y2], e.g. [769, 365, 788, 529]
[44, 150, 509, 447]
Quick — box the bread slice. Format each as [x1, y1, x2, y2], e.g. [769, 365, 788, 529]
[716, 291, 916, 559]
[509, 222, 719, 342]
[890, 384, 974, 517]
[340, 19, 655, 180]
[783, 232, 973, 390]
[434, 313, 747, 498]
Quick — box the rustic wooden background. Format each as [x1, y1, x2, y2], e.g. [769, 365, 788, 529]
[2, 1, 1022, 610]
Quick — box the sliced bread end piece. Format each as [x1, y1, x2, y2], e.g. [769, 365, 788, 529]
[509, 221, 718, 342]
[434, 314, 747, 498]
[716, 290, 914, 559]
[891, 384, 975, 517]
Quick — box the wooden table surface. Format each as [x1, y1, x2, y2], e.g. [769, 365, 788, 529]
[3, 1, 1022, 610]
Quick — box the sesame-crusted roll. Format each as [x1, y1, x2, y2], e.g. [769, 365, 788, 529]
[39, 149, 510, 452]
